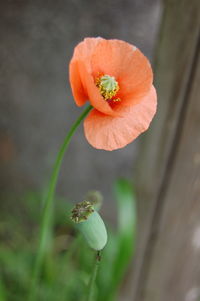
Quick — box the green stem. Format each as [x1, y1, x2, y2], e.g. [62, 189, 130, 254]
[86, 251, 101, 301]
[28, 104, 93, 301]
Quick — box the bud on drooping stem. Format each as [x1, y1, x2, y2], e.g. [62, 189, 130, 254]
[71, 201, 107, 251]
[85, 190, 103, 211]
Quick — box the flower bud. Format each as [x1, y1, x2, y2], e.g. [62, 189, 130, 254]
[85, 190, 103, 211]
[71, 201, 107, 251]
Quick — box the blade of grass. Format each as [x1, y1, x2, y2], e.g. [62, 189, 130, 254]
[97, 178, 136, 301]
[0, 279, 6, 301]
[111, 179, 136, 294]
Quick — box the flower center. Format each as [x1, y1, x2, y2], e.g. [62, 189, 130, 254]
[96, 75, 120, 101]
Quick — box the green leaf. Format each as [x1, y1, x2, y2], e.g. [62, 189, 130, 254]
[111, 178, 136, 294]
[97, 178, 137, 301]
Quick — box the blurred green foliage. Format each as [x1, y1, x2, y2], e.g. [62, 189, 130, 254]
[0, 179, 136, 301]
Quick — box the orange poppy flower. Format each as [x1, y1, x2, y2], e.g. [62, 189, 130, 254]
[69, 37, 157, 151]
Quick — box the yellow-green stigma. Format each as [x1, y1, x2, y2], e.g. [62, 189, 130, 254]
[96, 75, 119, 101]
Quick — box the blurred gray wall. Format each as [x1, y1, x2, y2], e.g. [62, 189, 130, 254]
[0, 0, 161, 220]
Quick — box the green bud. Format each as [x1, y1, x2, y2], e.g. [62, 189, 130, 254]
[85, 190, 103, 211]
[71, 201, 107, 251]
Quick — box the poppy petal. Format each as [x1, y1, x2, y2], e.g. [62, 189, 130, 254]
[69, 38, 103, 106]
[72, 37, 103, 73]
[91, 39, 153, 101]
[84, 85, 157, 151]
[69, 60, 88, 106]
[78, 61, 117, 116]
[70, 38, 117, 115]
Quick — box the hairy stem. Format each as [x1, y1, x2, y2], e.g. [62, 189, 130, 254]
[86, 251, 102, 301]
[29, 104, 93, 301]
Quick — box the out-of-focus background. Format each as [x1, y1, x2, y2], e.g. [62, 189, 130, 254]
[1, 1, 200, 301]
[0, 2, 162, 300]
[0, 0, 161, 221]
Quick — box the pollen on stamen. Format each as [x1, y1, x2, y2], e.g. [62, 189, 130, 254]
[112, 98, 121, 102]
[96, 74, 119, 101]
